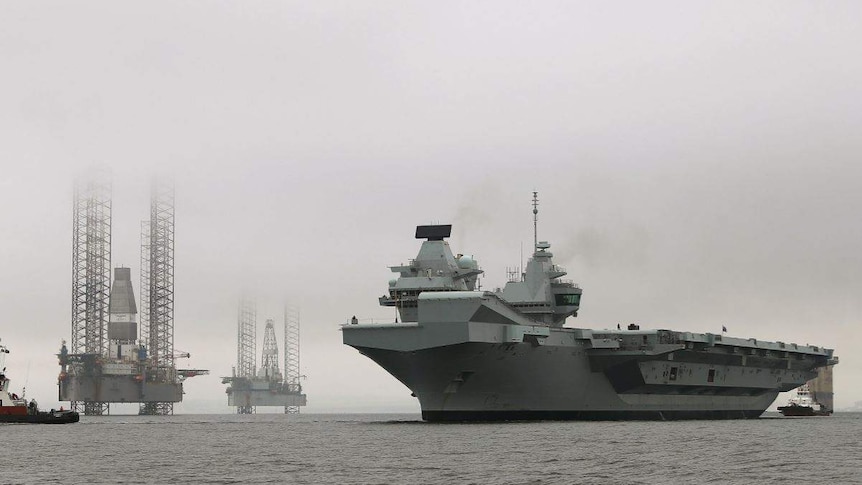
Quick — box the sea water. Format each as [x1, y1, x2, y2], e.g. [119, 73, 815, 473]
[4, 413, 861, 484]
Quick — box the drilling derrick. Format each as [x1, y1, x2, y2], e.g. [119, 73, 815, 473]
[68, 170, 112, 416]
[223, 303, 306, 413]
[260, 320, 280, 380]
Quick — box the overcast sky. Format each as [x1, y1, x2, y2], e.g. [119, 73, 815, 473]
[1, 1, 860, 413]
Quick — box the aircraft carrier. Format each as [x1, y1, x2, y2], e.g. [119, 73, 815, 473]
[342, 194, 838, 421]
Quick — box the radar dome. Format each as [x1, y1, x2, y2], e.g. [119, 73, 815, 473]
[457, 255, 476, 269]
[388, 279, 397, 287]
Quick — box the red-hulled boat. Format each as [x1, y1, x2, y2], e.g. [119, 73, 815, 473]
[0, 340, 79, 424]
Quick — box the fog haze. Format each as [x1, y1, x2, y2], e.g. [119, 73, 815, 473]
[1, 2, 860, 412]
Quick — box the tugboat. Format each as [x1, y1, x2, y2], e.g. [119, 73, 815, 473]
[778, 384, 832, 417]
[0, 339, 79, 424]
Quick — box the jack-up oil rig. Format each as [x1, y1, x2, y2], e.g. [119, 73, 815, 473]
[222, 298, 306, 413]
[58, 171, 208, 415]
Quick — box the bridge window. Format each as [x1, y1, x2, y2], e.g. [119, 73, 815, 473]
[707, 369, 716, 383]
[555, 294, 581, 306]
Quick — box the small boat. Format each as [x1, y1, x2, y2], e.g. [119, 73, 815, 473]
[777, 384, 831, 417]
[1, 340, 79, 424]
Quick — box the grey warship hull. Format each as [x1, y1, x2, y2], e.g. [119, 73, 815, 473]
[356, 344, 775, 421]
[344, 293, 833, 422]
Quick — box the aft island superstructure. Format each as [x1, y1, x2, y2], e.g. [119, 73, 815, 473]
[342, 194, 838, 421]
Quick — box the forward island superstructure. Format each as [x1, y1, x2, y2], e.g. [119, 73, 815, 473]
[343, 193, 838, 421]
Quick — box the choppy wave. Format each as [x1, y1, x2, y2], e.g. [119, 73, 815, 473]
[5, 412, 862, 484]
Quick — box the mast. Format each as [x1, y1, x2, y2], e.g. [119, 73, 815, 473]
[532, 191, 539, 252]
